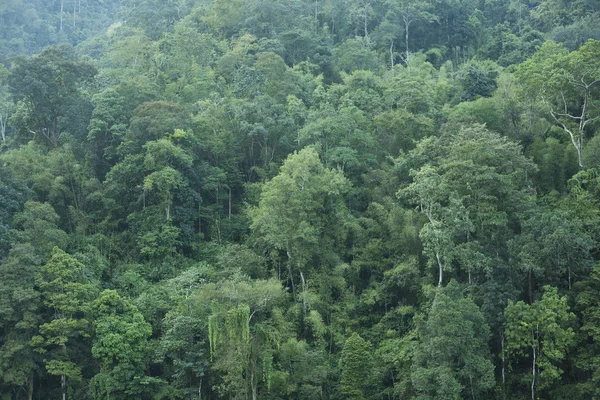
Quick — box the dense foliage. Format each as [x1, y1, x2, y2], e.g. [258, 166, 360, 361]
[1, 0, 600, 399]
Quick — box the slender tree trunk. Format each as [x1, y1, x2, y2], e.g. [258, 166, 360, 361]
[62, 342, 67, 400]
[501, 332, 506, 399]
[286, 246, 295, 296]
[60, 0, 64, 31]
[390, 39, 394, 69]
[300, 270, 307, 317]
[250, 360, 257, 400]
[436, 251, 443, 287]
[531, 345, 536, 400]
[405, 23, 409, 65]
[470, 375, 475, 400]
[0, 113, 6, 142]
[62, 373, 66, 400]
[28, 374, 33, 400]
[528, 268, 533, 304]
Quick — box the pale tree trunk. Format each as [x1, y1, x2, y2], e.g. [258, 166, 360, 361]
[62, 343, 67, 400]
[390, 39, 394, 69]
[531, 345, 536, 400]
[546, 81, 600, 169]
[62, 373, 66, 400]
[423, 207, 444, 287]
[436, 251, 443, 287]
[60, 0, 64, 31]
[404, 17, 412, 66]
[0, 113, 6, 141]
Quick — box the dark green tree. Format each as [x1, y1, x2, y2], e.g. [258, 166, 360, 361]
[7, 45, 96, 147]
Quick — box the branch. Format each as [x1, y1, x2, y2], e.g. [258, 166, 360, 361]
[552, 112, 581, 120]
[549, 109, 579, 151]
[582, 115, 600, 130]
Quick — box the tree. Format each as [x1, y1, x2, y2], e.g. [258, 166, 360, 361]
[11, 201, 68, 261]
[504, 286, 575, 400]
[249, 147, 350, 295]
[0, 170, 29, 261]
[0, 63, 10, 141]
[7, 45, 96, 147]
[516, 40, 600, 168]
[575, 263, 600, 398]
[340, 332, 374, 399]
[400, 125, 536, 286]
[386, 0, 437, 66]
[199, 277, 284, 400]
[511, 209, 593, 293]
[31, 247, 97, 400]
[411, 281, 495, 399]
[90, 289, 156, 400]
[0, 244, 42, 400]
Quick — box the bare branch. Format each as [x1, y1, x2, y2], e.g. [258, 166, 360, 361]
[553, 112, 582, 120]
[549, 109, 579, 151]
[582, 115, 600, 130]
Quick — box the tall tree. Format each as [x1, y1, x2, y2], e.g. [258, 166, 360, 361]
[516, 39, 600, 168]
[504, 286, 575, 400]
[7, 45, 96, 147]
[249, 147, 350, 295]
[90, 289, 156, 400]
[339, 332, 374, 399]
[411, 281, 495, 399]
[31, 247, 97, 400]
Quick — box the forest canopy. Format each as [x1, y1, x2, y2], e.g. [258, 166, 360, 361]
[2, 0, 600, 399]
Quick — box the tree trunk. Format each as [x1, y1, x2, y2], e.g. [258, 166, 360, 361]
[62, 373, 66, 400]
[531, 346, 536, 400]
[60, 0, 64, 31]
[286, 246, 295, 296]
[501, 332, 506, 399]
[528, 268, 533, 304]
[404, 17, 411, 66]
[436, 251, 443, 287]
[250, 359, 257, 400]
[390, 40, 394, 69]
[28, 374, 33, 400]
[0, 113, 5, 142]
[300, 270, 307, 318]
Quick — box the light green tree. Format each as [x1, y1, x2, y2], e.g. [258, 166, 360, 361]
[249, 147, 349, 295]
[31, 247, 97, 400]
[504, 286, 575, 400]
[340, 332, 374, 399]
[90, 289, 156, 400]
[516, 39, 600, 168]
